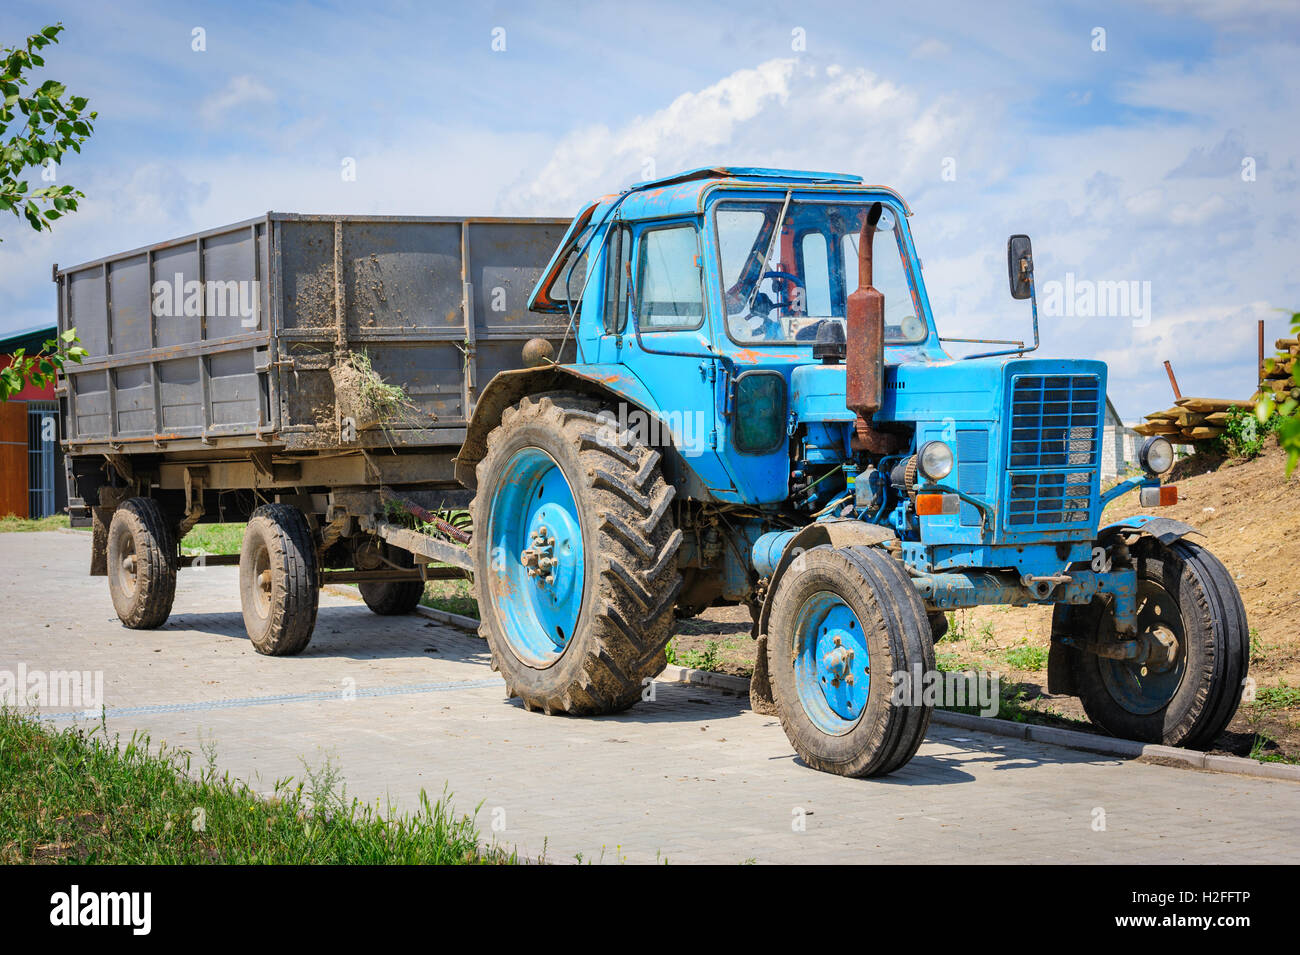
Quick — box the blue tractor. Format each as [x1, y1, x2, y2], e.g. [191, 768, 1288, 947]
[455, 167, 1249, 777]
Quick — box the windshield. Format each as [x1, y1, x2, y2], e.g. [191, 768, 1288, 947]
[713, 199, 927, 345]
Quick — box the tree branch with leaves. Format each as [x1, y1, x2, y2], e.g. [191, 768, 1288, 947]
[0, 22, 95, 400]
[1, 22, 96, 238]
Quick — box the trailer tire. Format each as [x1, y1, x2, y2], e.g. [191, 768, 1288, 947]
[106, 497, 178, 629]
[359, 580, 425, 615]
[767, 545, 934, 777]
[239, 503, 320, 656]
[1066, 537, 1248, 748]
[472, 392, 682, 715]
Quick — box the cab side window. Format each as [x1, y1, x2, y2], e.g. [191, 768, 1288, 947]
[603, 225, 630, 335]
[635, 224, 705, 330]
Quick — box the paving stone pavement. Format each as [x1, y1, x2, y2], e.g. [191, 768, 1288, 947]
[4, 531, 1298, 864]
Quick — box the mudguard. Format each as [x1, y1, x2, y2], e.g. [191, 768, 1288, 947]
[456, 364, 668, 488]
[1100, 515, 1201, 546]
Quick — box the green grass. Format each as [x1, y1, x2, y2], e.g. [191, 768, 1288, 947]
[1004, 644, 1049, 671]
[420, 578, 479, 620]
[667, 638, 722, 672]
[0, 708, 517, 864]
[1251, 684, 1300, 711]
[180, 522, 245, 556]
[0, 514, 71, 532]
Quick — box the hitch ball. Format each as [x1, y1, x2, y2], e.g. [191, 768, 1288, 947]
[522, 338, 555, 367]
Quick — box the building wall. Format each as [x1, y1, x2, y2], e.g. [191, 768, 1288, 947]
[1, 328, 63, 519]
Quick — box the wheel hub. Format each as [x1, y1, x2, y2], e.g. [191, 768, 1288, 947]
[794, 592, 871, 733]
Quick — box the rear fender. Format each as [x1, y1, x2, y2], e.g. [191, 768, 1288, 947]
[455, 364, 697, 492]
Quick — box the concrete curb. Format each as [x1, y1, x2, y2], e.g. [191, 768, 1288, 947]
[659, 664, 750, 695]
[334, 594, 1300, 784]
[413, 603, 481, 632]
[323, 584, 483, 632]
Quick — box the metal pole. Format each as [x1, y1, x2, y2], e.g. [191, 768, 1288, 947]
[1258, 319, 1265, 378]
[1163, 360, 1182, 400]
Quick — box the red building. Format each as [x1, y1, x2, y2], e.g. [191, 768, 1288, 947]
[1, 325, 66, 519]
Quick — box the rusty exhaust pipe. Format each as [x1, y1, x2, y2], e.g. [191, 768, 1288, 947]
[847, 202, 884, 445]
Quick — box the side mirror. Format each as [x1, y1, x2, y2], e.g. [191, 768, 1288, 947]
[1007, 234, 1033, 301]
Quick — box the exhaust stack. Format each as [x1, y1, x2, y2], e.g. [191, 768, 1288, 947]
[846, 201, 884, 429]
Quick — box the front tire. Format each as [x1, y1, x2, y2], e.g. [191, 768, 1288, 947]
[239, 503, 320, 656]
[106, 497, 178, 629]
[1063, 537, 1248, 748]
[767, 545, 934, 777]
[471, 393, 683, 715]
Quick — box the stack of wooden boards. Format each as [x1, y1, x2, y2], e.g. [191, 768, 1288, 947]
[1135, 338, 1300, 444]
[1135, 397, 1253, 443]
[1257, 337, 1300, 404]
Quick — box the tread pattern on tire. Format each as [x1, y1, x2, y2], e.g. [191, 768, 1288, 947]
[471, 392, 683, 715]
[107, 497, 178, 630]
[240, 503, 319, 656]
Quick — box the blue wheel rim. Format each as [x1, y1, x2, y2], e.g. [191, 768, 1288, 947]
[793, 591, 870, 735]
[486, 447, 585, 667]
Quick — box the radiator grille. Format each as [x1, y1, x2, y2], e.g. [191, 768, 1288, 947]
[1005, 375, 1102, 530]
[1008, 375, 1101, 468]
[1007, 472, 1093, 526]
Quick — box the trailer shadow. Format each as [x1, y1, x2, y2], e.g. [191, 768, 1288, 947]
[165, 605, 493, 665]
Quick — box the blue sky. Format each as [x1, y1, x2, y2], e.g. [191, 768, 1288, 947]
[1, 0, 1297, 418]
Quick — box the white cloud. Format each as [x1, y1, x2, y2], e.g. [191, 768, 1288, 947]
[198, 75, 275, 124]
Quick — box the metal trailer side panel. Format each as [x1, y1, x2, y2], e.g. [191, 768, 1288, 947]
[56, 214, 572, 457]
[57, 216, 274, 451]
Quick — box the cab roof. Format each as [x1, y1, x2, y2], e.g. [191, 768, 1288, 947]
[529, 167, 911, 312]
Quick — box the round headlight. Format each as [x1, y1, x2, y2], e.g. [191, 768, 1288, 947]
[918, 441, 954, 481]
[1140, 436, 1174, 476]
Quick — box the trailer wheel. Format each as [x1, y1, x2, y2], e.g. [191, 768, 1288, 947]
[239, 503, 320, 656]
[471, 393, 682, 715]
[1064, 537, 1248, 748]
[358, 553, 426, 616]
[106, 497, 178, 629]
[767, 545, 934, 777]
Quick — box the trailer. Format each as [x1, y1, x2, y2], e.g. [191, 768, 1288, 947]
[57, 213, 570, 651]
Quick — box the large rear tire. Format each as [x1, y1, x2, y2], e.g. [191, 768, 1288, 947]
[767, 545, 934, 777]
[106, 497, 178, 629]
[1062, 537, 1248, 748]
[239, 503, 320, 656]
[471, 393, 682, 715]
